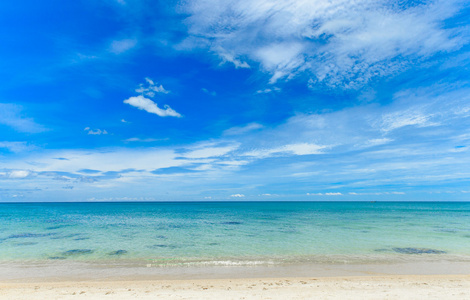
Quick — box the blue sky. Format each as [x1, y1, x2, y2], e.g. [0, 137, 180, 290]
[1, 0, 470, 202]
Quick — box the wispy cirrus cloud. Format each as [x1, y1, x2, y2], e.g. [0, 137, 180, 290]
[123, 137, 168, 142]
[243, 143, 328, 158]
[0, 103, 46, 133]
[109, 38, 138, 54]
[70, 36, 138, 65]
[380, 111, 436, 132]
[0, 141, 36, 153]
[178, 142, 239, 159]
[180, 0, 467, 87]
[223, 122, 264, 136]
[352, 138, 394, 151]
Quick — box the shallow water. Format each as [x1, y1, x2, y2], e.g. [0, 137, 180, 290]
[1, 202, 469, 266]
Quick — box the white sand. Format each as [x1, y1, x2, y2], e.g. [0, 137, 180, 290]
[1, 275, 469, 300]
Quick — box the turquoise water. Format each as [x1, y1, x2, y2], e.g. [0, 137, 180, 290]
[1, 202, 469, 265]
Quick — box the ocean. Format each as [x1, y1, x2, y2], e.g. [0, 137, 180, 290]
[1, 201, 470, 267]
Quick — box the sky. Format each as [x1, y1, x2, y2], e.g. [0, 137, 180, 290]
[1, 0, 470, 202]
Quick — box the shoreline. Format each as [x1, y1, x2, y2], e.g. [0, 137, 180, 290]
[2, 260, 469, 299]
[1, 275, 469, 299]
[2, 259, 470, 282]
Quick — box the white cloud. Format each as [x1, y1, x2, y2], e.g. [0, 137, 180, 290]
[6, 149, 183, 175]
[136, 78, 170, 97]
[380, 110, 436, 132]
[124, 137, 166, 142]
[109, 39, 137, 54]
[361, 138, 393, 148]
[181, 143, 239, 159]
[255, 87, 281, 94]
[124, 79, 180, 118]
[124, 95, 181, 118]
[74, 53, 99, 62]
[217, 51, 250, 69]
[308, 192, 342, 196]
[450, 146, 467, 153]
[244, 143, 327, 158]
[10, 170, 31, 179]
[0, 141, 35, 153]
[181, 0, 465, 87]
[282, 143, 327, 155]
[224, 123, 264, 136]
[0, 141, 242, 183]
[84, 127, 108, 135]
[1, 170, 35, 179]
[0, 103, 46, 133]
[231, 193, 245, 197]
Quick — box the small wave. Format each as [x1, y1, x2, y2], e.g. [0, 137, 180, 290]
[145, 258, 279, 267]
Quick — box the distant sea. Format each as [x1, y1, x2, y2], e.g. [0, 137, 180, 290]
[1, 202, 470, 266]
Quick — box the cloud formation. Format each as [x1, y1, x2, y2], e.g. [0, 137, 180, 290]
[109, 38, 137, 54]
[124, 96, 181, 117]
[0, 141, 35, 153]
[181, 0, 466, 87]
[256, 87, 281, 94]
[136, 78, 170, 97]
[0, 104, 46, 133]
[307, 192, 342, 196]
[223, 123, 264, 136]
[243, 143, 328, 158]
[84, 127, 108, 135]
[180, 142, 239, 159]
[0, 170, 35, 179]
[231, 194, 245, 198]
[124, 137, 166, 142]
[124, 79, 181, 117]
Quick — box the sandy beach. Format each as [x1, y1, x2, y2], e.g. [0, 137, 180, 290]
[1, 275, 469, 299]
[1, 260, 470, 299]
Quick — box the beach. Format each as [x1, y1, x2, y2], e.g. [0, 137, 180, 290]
[1, 275, 470, 299]
[1, 260, 470, 299]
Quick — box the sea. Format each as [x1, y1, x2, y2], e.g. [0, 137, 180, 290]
[1, 201, 470, 268]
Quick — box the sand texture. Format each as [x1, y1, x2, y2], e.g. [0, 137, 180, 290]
[1, 275, 469, 299]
